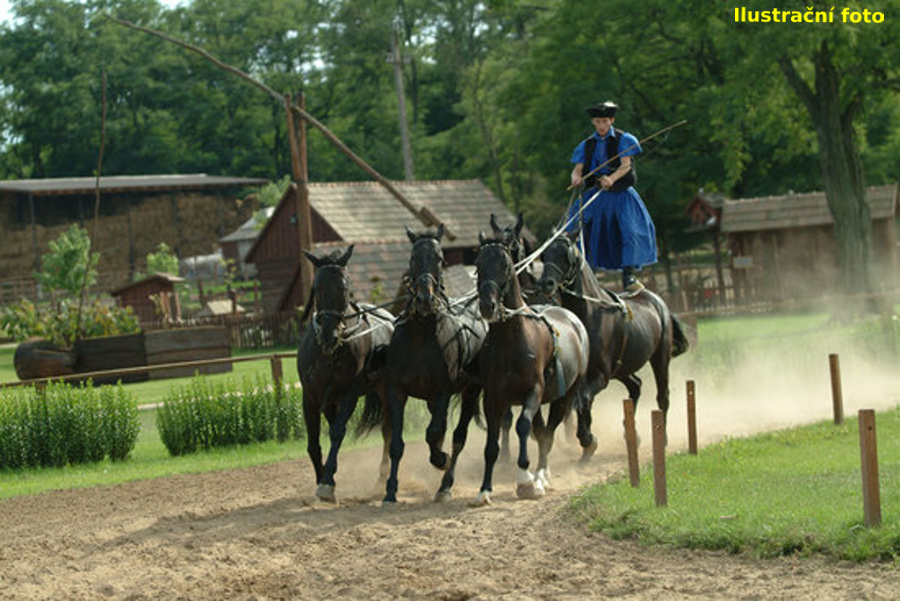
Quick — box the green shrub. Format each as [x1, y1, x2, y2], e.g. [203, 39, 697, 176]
[156, 375, 303, 456]
[0, 381, 140, 470]
[1, 298, 140, 349]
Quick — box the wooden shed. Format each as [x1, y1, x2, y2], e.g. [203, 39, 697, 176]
[246, 180, 526, 313]
[0, 174, 268, 295]
[720, 184, 898, 302]
[111, 273, 185, 324]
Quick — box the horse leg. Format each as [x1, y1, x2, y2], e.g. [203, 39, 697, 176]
[575, 384, 598, 462]
[650, 352, 671, 446]
[383, 387, 407, 505]
[379, 411, 391, 482]
[535, 399, 569, 490]
[303, 395, 324, 486]
[499, 407, 513, 462]
[436, 385, 479, 502]
[619, 373, 643, 446]
[426, 393, 451, 471]
[317, 392, 357, 502]
[516, 387, 543, 499]
[474, 399, 502, 506]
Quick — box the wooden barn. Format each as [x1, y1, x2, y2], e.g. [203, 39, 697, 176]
[0, 174, 267, 296]
[245, 180, 526, 313]
[720, 184, 898, 302]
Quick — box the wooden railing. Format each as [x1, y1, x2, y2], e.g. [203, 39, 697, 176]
[0, 351, 297, 390]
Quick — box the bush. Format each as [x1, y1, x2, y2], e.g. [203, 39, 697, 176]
[0, 381, 140, 470]
[0, 298, 141, 349]
[156, 375, 303, 456]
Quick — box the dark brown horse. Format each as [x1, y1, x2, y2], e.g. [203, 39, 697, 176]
[474, 228, 589, 506]
[537, 231, 689, 444]
[383, 225, 488, 504]
[297, 246, 395, 502]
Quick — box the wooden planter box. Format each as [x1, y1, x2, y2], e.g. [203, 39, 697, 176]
[15, 327, 232, 383]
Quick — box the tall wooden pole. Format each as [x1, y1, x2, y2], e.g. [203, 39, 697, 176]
[285, 93, 313, 305]
[389, 18, 415, 181]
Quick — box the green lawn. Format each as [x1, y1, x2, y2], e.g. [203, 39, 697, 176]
[572, 408, 900, 562]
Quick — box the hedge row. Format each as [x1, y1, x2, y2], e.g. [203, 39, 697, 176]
[156, 375, 303, 456]
[0, 382, 140, 469]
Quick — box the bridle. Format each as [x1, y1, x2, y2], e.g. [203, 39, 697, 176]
[311, 264, 355, 354]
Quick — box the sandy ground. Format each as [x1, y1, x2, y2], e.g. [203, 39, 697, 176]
[2, 358, 900, 600]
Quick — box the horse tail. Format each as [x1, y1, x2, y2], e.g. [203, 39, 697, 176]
[671, 314, 690, 357]
[355, 391, 384, 437]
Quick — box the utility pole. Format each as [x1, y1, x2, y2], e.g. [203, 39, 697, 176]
[387, 17, 415, 181]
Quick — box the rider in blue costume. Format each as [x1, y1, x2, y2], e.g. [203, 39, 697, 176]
[567, 101, 657, 292]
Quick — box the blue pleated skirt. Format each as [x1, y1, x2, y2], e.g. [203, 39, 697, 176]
[570, 187, 657, 271]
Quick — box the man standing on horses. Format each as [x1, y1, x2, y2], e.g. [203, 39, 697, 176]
[568, 101, 657, 292]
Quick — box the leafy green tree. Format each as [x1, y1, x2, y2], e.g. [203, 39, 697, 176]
[35, 225, 100, 299]
[146, 242, 180, 276]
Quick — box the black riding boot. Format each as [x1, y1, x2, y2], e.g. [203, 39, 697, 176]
[622, 266, 644, 292]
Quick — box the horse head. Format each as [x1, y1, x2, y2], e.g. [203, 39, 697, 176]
[405, 224, 445, 317]
[538, 231, 581, 296]
[476, 232, 519, 323]
[302, 245, 354, 354]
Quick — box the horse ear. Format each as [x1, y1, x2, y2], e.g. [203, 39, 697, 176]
[435, 222, 444, 241]
[338, 245, 354, 266]
[478, 230, 487, 246]
[302, 249, 321, 268]
[514, 212, 524, 237]
[406, 226, 417, 243]
[490, 213, 501, 236]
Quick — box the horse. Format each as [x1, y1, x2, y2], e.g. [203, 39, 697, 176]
[296, 245, 395, 503]
[474, 227, 590, 506]
[537, 231, 689, 444]
[382, 224, 488, 504]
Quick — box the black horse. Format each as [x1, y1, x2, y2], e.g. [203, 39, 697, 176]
[474, 228, 590, 506]
[383, 225, 488, 504]
[537, 231, 689, 444]
[297, 246, 395, 502]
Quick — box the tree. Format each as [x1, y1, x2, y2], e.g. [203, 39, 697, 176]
[34, 225, 100, 300]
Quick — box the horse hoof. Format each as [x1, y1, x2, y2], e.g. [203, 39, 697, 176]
[535, 468, 551, 489]
[580, 440, 598, 462]
[517, 481, 544, 500]
[434, 489, 452, 503]
[470, 491, 492, 507]
[316, 484, 337, 503]
[430, 452, 450, 471]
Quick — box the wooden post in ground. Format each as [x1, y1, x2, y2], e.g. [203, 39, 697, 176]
[686, 380, 697, 455]
[623, 399, 640, 487]
[858, 409, 881, 527]
[829, 353, 844, 425]
[270, 355, 284, 388]
[652, 410, 667, 508]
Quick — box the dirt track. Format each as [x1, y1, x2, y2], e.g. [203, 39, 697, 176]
[3, 370, 900, 601]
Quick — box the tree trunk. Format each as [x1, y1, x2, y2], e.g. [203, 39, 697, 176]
[780, 41, 874, 304]
[811, 44, 873, 298]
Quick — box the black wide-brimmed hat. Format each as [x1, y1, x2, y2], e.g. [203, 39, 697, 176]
[585, 101, 618, 118]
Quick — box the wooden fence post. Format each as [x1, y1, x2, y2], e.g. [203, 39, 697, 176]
[623, 399, 640, 487]
[270, 355, 284, 389]
[686, 380, 697, 455]
[829, 353, 844, 425]
[858, 409, 881, 527]
[652, 409, 667, 508]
